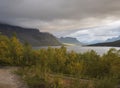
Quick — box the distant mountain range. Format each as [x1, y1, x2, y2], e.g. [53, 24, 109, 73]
[0, 23, 61, 46]
[88, 35, 120, 47]
[89, 40, 120, 47]
[105, 36, 120, 43]
[58, 37, 83, 45]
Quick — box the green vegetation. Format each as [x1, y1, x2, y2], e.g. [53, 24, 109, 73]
[0, 34, 120, 88]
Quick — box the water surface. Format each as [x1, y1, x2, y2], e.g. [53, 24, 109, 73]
[33, 46, 120, 55]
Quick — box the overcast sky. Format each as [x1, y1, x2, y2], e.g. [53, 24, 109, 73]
[0, 0, 120, 43]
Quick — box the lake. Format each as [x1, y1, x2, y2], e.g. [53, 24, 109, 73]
[33, 46, 120, 55]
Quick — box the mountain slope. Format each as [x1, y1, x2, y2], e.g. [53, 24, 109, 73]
[0, 23, 61, 46]
[105, 35, 120, 42]
[58, 37, 82, 45]
[89, 40, 120, 47]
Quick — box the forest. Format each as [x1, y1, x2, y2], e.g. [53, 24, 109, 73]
[0, 34, 120, 88]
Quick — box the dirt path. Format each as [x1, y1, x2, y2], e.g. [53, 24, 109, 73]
[0, 67, 27, 88]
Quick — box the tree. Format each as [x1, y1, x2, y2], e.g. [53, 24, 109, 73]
[9, 35, 24, 65]
[0, 35, 11, 65]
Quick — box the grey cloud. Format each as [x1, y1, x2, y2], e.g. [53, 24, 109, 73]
[0, 0, 120, 44]
[0, 0, 120, 40]
[1, 0, 120, 24]
[66, 24, 120, 43]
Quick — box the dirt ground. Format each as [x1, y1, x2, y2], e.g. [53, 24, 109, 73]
[0, 67, 27, 88]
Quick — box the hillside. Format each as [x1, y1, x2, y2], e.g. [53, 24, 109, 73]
[105, 35, 120, 42]
[58, 37, 82, 45]
[89, 40, 120, 47]
[0, 23, 61, 46]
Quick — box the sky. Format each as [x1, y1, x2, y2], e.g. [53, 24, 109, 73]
[0, 0, 120, 44]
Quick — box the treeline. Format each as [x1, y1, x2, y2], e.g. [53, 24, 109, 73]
[0, 34, 120, 88]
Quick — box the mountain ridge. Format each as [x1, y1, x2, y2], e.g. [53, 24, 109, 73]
[58, 37, 83, 45]
[0, 23, 61, 46]
[89, 40, 120, 47]
[105, 35, 120, 43]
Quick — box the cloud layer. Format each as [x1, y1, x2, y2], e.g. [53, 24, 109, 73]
[66, 22, 120, 44]
[1, 0, 120, 28]
[0, 0, 120, 43]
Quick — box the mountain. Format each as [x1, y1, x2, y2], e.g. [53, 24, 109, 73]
[0, 23, 61, 46]
[89, 40, 120, 47]
[87, 40, 104, 44]
[105, 36, 120, 42]
[58, 37, 82, 45]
